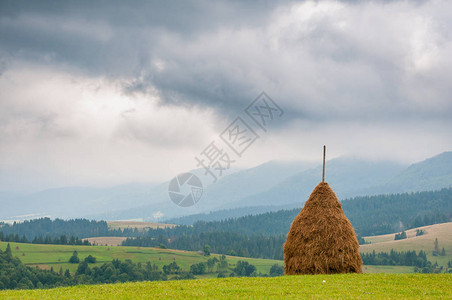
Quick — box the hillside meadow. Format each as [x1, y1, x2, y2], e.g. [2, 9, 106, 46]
[361, 222, 452, 268]
[2, 222, 450, 276]
[0, 241, 419, 275]
[0, 242, 282, 276]
[0, 274, 450, 299]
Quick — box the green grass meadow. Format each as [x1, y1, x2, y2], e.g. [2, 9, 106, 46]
[0, 241, 416, 276]
[1, 230, 449, 299]
[0, 274, 450, 299]
[0, 241, 282, 276]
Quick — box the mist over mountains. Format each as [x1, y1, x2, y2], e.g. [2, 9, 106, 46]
[1, 152, 451, 222]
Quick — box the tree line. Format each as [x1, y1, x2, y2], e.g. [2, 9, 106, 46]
[119, 188, 451, 259]
[1, 188, 450, 245]
[0, 218, 148, 241]
[361, 250, 428, 267]
[122, 232, 286, 260]
[140, 188, 452, 240]
[0, 232, 90, 246]
[342, 188, 452, 236]
[1, 188, 450, 263]
[361, 249, 452, 274]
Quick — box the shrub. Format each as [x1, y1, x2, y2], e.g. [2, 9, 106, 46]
[69, 251, 80, 264]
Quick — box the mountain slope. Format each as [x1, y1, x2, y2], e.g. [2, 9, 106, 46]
[373, 151, 452, 194]
[3, 152, 451, 222]
[85, 160, 314, 221]
[228, 157, 405, 208]
[84, 151, 452, 221]
[360, 222, 452, 267]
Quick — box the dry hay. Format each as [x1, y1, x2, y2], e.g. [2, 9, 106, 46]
[284, 182, 362, 275]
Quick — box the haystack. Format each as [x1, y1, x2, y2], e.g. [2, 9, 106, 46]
[283, 182, 362, 274]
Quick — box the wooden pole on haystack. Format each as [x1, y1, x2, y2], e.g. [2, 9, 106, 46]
[322, 145, 326, 182]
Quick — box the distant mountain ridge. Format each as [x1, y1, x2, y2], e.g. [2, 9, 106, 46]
[371, 151, 452, 194]
[0, 161, 312, 220]
[85, 160, 314, 221]
[169, 151, 452, 223]
[1, 151, 451, 222]
[226, 157, 406, 209]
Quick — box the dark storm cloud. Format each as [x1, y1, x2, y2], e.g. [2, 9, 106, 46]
[0, 0, 294, 117]
[0, 0, 282, 74]
[0, 0, 451, 132]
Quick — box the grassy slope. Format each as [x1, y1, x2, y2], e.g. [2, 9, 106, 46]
[2, 222, 450, 275]
[0, 241, 415, 275]
[0, 274, 450, 299]
[0, 242, 282, 276]
[361, 222, 452, 267]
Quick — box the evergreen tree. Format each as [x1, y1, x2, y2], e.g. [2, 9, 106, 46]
[269, 264, 284, 277]
[233, 261, 256, 277]
[206, 257, 217, 272]
[84, 255, 96, 263]
[76, 261, 91, 275]
[395, 231, 407, 240]
[69, 251, 80, 263]
[203, 244, 211, 256]
[5, 243, 12, 256]
[162, 262, 180, 275]
[433, 238, 440, 255]
[190, 262, 206, 275]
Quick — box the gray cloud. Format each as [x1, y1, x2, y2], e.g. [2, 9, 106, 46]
[0, 0, 451, 191]
[2, 0, 451, 122]
[0, 1, 284, 76]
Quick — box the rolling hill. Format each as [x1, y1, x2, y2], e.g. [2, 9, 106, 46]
[96, 152, 452, 221]
[0, 160, 312, 221]
[373, 151, 452, 194]
[0, 242, 282, 276]
[225, 152, 452, 210]
[166, 152, 452, 224]
[84, 160, 314, 221]
[1, 152, 451, 222]
[226, 157, 405, 208]
[361, 222, 452, 268]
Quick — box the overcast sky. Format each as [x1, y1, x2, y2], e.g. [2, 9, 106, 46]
[1, 0, 451, 192]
